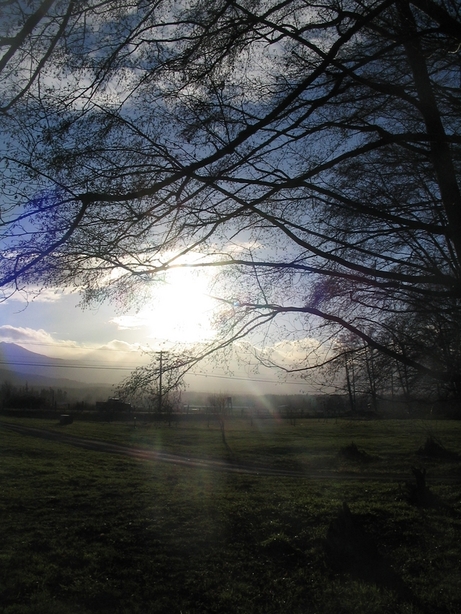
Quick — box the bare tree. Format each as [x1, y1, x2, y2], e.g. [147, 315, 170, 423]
[0, 0, 83, 114]
[117, 350, 186, 425]
[207, 394, 231, 444]
[1, 1, 460, 395]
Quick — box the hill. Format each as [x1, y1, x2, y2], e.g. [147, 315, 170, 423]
[0, 342, 122, 388]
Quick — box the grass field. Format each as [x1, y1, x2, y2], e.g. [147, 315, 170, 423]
[1, 416, 460, 613]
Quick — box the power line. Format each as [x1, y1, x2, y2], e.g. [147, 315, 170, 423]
[185, 372, 312, 386]
[0, 360, 311, 386]
[0, 361, 139, 371]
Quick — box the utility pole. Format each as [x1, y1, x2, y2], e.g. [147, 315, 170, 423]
[158, 350, 163, 413]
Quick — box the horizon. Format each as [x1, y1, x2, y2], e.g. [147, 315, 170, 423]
[0, 339, 318, 396]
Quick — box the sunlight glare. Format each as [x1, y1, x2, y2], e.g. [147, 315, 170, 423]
[140, 267, 217, 344]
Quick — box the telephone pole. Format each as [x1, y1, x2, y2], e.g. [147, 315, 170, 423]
[158, 350, 163, 413]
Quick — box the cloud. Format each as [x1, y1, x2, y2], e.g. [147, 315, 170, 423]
[100, 339, 142, 351]
[0, 325, 90, 361]
[270, 337, 323, 359]
[250, 337, 330, 372]
[3, 287, 73, 304]
[225, 240, 263, 254]
[109, 314, 147, 330]
[0, 326, 145, 363]
[0, 325, 75, 347]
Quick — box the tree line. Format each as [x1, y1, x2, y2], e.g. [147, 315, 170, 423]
[0, 381, 68, 409]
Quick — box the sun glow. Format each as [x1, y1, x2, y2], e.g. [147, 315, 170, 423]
[113, 266, 218, 344]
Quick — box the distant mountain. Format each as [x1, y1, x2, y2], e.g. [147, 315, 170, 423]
[0, 366, 84, 388]
[0, 342, 87, 386]
[0, 342, 125, 387]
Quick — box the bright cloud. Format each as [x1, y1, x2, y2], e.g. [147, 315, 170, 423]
[270, 337, 323, 359]
[109, 315, 145, 331]
[0, 325, 145, 363]
[99, 339, 144, 353]
[4, 287, 73, 304]
[0, 325, 76, 348]
[252, 337, 330, 372]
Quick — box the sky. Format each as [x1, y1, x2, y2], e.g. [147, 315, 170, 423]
[0, 2, 334, 398]
[0, 271, 318, 396]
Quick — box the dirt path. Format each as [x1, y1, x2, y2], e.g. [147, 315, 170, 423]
[2, 420, 460, 483]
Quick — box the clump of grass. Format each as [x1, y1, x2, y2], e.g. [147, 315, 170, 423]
[260, 532, 304, 564]
[337, 441, 372, 463]
[417, 435, 459, 460]
[403, 466, 430, 506]
[401, 466, 447, 509]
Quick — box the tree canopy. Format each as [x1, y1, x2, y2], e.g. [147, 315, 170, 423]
[1, 0, 460, 399]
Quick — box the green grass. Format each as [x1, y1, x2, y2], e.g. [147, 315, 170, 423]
[1, 417, 461, 613]
[4, 415, 461, 477]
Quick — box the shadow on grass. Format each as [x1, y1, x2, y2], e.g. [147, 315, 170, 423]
[324, 502, 424, 611]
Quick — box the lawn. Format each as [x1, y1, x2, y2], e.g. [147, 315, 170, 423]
[1, 416, 460, 613]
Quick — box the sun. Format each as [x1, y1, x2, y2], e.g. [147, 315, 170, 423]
[139, 266, 217, 344]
